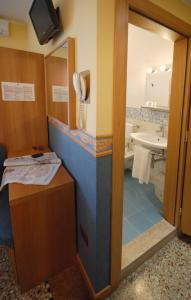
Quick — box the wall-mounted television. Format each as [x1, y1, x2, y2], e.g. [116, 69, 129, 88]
[29, 0, 61, 45]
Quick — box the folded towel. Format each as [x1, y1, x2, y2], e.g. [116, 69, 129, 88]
[132, 145, 152, 184]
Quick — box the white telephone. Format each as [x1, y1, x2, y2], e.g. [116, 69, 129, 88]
[73, 72, 87, 102]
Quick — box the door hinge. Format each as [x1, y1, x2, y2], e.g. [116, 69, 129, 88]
[185, 131, 189, 143]
[179, 207, 182, 217]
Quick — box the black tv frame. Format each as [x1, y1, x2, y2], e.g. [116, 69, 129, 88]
[29, 0, 61, 45]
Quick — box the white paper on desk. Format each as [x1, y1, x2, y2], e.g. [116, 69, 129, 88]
[4, 152, 61, 167]
[0, 163, 61, 191]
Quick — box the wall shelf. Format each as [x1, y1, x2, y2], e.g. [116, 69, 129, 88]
[141, 105, 170, 112]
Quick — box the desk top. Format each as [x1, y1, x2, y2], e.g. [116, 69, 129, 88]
[8, 148, 73, 202]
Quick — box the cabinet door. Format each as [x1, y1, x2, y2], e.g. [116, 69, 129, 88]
[10, 180, 76, 291]
[181, 112, 191, 235]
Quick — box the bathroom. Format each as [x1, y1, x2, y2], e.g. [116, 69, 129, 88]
[123, 23, 174, 246]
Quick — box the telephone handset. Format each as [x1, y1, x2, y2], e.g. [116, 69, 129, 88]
[80, 75, 87, 101]
[73, 72, 87, 102]
[73, 73, 81, 98]
[73, 71, 89, 129]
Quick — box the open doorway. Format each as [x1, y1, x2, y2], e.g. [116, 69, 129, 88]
[123, 23, 174, 245]
[110, 1, 191, 297]
[118, 11, 187, 275]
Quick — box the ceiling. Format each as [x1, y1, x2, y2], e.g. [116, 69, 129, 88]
[0, 0, 33, 22]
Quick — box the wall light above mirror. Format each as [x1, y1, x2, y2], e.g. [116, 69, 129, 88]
[126, 24, 174, 112]
[145, 64, 172, 110]
[45, 37, 76, 129]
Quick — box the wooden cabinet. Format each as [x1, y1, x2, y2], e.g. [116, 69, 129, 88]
[8, 150, 76, 291]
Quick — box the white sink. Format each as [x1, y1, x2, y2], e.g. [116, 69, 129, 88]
[131, 132, 167, 150]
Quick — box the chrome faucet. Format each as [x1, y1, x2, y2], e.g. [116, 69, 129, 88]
[156, 122, 165, 137]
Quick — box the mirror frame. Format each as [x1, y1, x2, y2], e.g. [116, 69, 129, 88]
[45, 37, 76, 129]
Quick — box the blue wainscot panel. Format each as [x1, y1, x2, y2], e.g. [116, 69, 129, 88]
[48, 122, 112, 292]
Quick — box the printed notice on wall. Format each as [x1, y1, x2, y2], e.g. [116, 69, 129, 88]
[52, 85, 69, 102]
[1, 82, 35, 101]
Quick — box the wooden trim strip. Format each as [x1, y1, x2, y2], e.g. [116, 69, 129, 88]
[76, 255, 114, 300]
[129, 10, 182, 42]
[111, 0, 129, 288]
[175, 38, 191, 227]
[45, 37, 76, 130]
[163, 38, 188, 224]
[45, 37, 69, 58]
[128, 0, 191, 37]
[76, 126, 113, 138]
[67, 37, 76, 129]
[48, 116, 112, 158]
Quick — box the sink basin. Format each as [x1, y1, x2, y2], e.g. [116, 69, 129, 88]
[131, 132, 167, 150]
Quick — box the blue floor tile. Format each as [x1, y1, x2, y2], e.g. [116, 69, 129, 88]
[123, 219, 140, 244]
[128, 212, 153, 234]
[141, 205, 162, 225]
[132, 195, 154, 211]
[150, 197, 163, 213]
[123, 198, 139, 217]
[123, 169, 163, 245]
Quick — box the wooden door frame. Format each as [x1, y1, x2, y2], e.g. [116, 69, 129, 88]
[175, 38, 191, 229]
[111, 0, 191, 290]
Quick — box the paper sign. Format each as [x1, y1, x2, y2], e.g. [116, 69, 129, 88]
[1, 82, 35, 101]
[52, 85, 69, 102]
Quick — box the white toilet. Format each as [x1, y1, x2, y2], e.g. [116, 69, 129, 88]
[124, 122, 137, 169]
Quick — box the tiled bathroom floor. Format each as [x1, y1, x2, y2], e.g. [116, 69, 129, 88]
[123, 169, 163, 245]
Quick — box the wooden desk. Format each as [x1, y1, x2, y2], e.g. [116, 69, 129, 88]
[8, 149, 76, 291]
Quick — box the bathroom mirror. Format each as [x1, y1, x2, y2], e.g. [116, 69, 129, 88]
[45, 37, 76, 128]
[145, 65, 172, 109]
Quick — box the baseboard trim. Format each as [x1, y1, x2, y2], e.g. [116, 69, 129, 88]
[76, 255, 114, 300]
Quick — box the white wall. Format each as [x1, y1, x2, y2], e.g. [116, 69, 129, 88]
[27, 0, 97, 136]
[0, 19, 28, 51]
[127, 24, 174, 108]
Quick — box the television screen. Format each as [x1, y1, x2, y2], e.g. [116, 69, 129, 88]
[29, 0, 61, 45]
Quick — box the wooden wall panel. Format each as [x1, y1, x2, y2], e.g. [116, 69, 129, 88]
[45, 56, 68, 124]
[0, 47, 48, 152]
